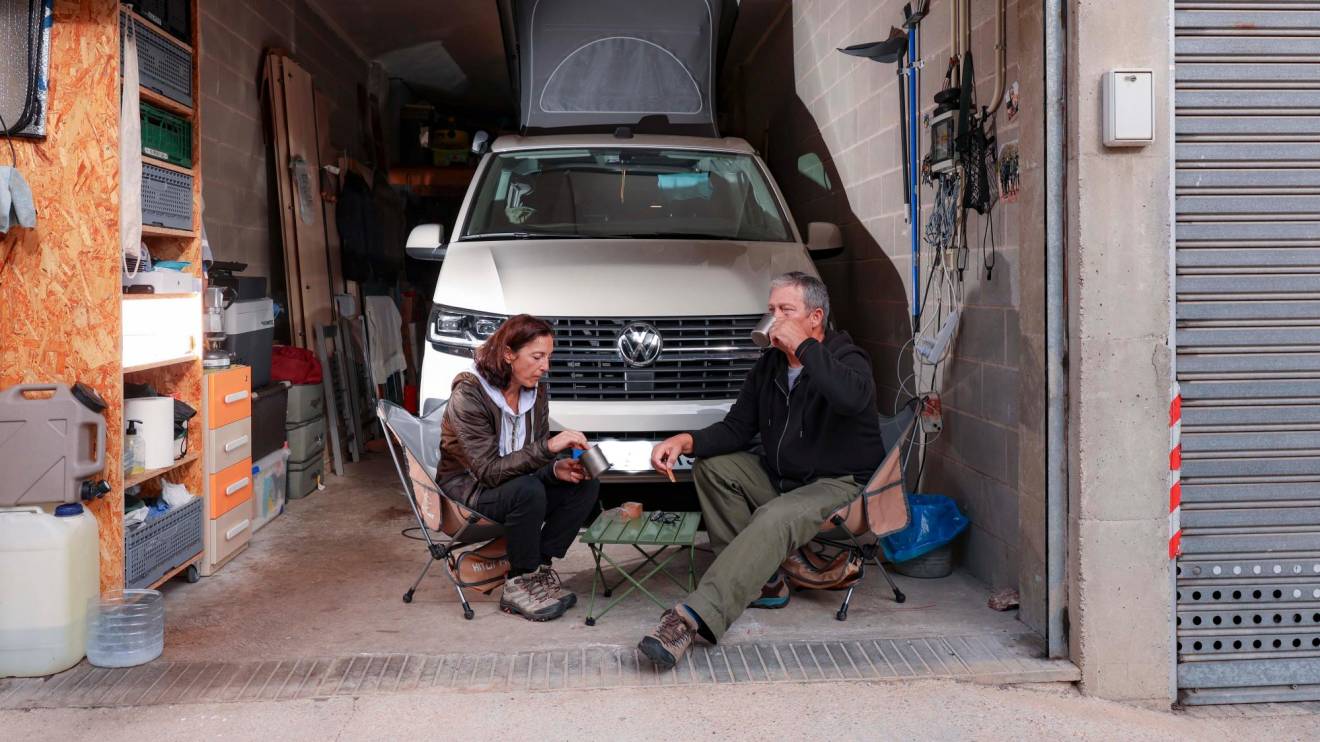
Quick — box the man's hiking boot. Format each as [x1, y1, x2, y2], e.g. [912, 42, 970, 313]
[638, 606, 697, 670]
[500, 571, 567, 621]
[532, 564, 577, 609]
[749, 570, 791, 609]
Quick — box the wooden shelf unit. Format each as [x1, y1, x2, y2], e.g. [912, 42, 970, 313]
[142, 224, 198, 239]
[114, 0, 207, 591]
[124, 451, 201, 489]
[139, 86, 193, 119]
[123, 354, 199, 374]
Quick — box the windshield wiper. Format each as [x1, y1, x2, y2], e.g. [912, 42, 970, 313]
[616, 232, 741, 240]
[462, 231, 589, 241]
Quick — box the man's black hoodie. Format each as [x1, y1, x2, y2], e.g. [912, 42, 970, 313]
[690, 330, 886, 491]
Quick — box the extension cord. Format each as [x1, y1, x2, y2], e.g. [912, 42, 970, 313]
[915, 306, 961, 365]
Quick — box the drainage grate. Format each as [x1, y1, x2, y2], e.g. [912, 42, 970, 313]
[0, 633, 1078, 709]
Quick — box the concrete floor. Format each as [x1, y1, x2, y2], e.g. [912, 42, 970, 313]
[158, 454, 1032, 664]
[8, 680, 1320, 741]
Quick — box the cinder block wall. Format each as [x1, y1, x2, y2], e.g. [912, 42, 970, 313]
[197, 0, 368, 279]
[732, 0, 1040, 613]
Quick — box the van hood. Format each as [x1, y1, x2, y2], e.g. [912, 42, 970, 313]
[436, 239, 815, 316]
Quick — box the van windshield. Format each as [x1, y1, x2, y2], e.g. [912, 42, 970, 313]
[462, 148, 792, 242]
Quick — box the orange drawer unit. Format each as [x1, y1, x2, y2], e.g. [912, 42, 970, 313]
[209, 457, 253, 519]
[201, 365, 254, 577]
[205, 366, 251, 429]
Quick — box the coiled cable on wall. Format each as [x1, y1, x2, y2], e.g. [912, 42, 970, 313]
[1, 0, 43, 136]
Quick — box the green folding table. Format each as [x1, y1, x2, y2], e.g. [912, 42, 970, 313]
[579, 511, 702, 626]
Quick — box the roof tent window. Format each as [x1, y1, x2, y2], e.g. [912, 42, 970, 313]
[540, 37, 703, 115]
[0, 0, 52, 138]
[511, 0, 733, 135]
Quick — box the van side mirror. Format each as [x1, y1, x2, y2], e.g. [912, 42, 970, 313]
[806, 222, 844, 253]
[471, 130, 490, 154]
[406, 224, 447, 262]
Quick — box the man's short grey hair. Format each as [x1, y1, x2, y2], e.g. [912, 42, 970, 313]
[770, 271, 830, 323]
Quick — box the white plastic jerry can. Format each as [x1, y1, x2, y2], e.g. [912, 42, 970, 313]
[0, 503, 100, 677]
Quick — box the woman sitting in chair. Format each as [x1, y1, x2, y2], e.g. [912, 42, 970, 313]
[437, 314, 600, 622]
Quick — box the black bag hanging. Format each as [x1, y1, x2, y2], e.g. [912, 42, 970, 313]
[958, 53, 994, 214]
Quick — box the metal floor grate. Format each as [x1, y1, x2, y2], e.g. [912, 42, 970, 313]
[0, 632, 1077, 709]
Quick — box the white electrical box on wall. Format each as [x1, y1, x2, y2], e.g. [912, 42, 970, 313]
[1102, 69, 1154, 147]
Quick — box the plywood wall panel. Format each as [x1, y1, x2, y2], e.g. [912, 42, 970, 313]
[0, 0, 124, 591]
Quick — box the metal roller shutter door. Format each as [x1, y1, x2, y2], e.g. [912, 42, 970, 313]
[1174, 2, 1320, 705]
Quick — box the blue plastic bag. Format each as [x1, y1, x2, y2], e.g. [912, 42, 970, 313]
[881, 493, 969, 563]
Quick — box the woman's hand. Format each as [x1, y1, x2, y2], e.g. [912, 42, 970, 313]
[547, 429, 589, 454]
[553, 458, 587, 483]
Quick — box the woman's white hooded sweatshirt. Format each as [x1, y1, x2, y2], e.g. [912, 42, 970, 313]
[471, 363, 538, 456]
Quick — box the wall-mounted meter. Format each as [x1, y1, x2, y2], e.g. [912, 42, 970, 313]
[928, 87, 960, 173]
[1102, 69, 1154, 147]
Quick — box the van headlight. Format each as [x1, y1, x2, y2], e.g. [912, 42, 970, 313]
[428, 306, 507, 355]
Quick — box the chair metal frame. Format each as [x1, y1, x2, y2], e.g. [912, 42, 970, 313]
[379, 400, 506, 621]
[810, 398, 922, 621]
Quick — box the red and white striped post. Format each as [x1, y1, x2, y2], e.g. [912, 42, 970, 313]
[1168, 383, 1182, 559]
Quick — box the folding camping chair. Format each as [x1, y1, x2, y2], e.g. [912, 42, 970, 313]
[784, 399, 920, 621]
[378, 399, 507, 620]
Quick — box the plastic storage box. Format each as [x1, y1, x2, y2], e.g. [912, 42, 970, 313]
[287, 451, 325, 500]
[142, 163, 194, 231]
[286, 384, 324, 425]
[140, 101, 192, 167]
[122, 15, 193, 107]
[250, 383, 289, 460]
[124, 496, 203, 589]
[286, 416, 325, 463]
[251, 447, 290, 531]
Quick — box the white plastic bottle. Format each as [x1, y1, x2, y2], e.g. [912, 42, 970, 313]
[0, 503, 100, 677]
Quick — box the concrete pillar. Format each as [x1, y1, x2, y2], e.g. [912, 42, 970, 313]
[1065, 0, 1175, 701]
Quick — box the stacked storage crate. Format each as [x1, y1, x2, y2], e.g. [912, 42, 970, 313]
[123, 11, 196, 235]
[250, 383, 290, 530]
[286, 385, 327, 498]
[200, 366, 253, 576]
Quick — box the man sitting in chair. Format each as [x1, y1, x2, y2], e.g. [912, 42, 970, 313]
[640, 272, 886, 670]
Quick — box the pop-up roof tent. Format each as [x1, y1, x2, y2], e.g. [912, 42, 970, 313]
[502, 0, 737, 136]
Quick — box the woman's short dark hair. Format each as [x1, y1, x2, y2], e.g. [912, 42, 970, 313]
[474, 314, 554, 389]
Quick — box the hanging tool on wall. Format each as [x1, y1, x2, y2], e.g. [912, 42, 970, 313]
[839, 1, 929, 332]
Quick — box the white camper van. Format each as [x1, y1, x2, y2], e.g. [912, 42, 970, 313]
[411, 0, 843, 478]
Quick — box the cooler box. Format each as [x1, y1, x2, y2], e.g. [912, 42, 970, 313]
[223, 298, 275, 388]
[251, 447, 290, 531]
[287, 450, 324, 499]
[250, 382, 289, 460]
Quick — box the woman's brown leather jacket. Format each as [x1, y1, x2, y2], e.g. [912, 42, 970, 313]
[436, 371, 555, 505]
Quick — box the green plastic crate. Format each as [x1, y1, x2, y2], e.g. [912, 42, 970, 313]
[140, 101, 192, 168]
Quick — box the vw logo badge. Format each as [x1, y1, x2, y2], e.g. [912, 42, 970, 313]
[616, 322, 663, 367]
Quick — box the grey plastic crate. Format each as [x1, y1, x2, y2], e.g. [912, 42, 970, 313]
[122, 15, 193, 108]
[286, 416, 325, 463]
[143, 163, 193, 231]
[125, 495, 203, 589]
[286, 384, 324, 425]
[288, 450, 325, 500]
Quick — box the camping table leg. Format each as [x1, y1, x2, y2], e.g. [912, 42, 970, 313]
[585, 544, 605, 625]
[584, 547, 687, 624]
[600, 545, 689, 595]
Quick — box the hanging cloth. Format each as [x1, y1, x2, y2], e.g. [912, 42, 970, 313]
[119, 14, 145, 274]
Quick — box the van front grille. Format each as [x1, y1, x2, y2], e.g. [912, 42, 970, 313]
[547, 315, 762, 401]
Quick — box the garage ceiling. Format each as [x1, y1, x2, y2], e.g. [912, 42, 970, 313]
[307, 0, 784, 113]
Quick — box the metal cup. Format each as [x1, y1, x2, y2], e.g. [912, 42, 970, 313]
[578, 445, 611, 479]
[750, 313, 776, 348]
